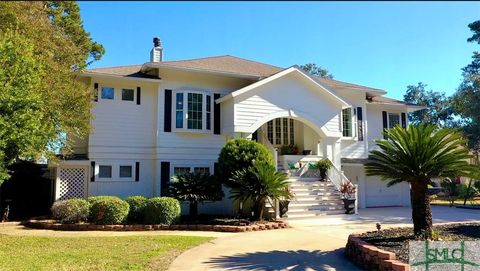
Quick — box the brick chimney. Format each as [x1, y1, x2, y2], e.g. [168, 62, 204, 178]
[150, 37, 163, 62]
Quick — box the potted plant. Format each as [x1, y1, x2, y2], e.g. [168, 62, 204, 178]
[279, 187, 293, 218]
[339, 182, 356, 214]
[280, 144, 299, 155]
[315, 159, 333, 181]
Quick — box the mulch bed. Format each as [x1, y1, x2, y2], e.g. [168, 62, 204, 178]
[358, 223, 480, 263]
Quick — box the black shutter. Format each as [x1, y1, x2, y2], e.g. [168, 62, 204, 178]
[214, 162, 219, 176]
[164, 89, 172, 132]
[357, 107, 363, 141]
[93, 83, 98, 102]
[382, 111, 388, 139]
[90, 161, 95, 182]
[135, 162, 140, 182]
[401, 112, 407, 128]
[160, 162, 170, 196]
[136, 87, 141, 105]
[213, 94, 221, 134]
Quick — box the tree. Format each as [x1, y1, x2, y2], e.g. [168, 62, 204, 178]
[299, 63, 334, 79]
[403, 82, 453, 126]
[217, 138, 274, 186]
[169, 172, 224, 218]
[365, 124, 477, 238]
[452, 20, 480, 156]
[229, 161, 292, 220]
[0, 2, 104, 183]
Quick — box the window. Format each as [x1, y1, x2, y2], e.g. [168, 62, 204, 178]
[101, 87, 114, 100]
[187, 93, 203, 129]
[289, 119, 294, 144]
[173, 167, 190, 175]
[99, 165, 112, 178]
[206, 95, 211, 130]
[122, 89, 134, 101]
[194, 167, 210, 174]
[175, 91, 213, 132]
[267, 121, 273, 144]
[275, 119, 281, 145]
[342, 108, 352, 137]
[388, 113, 400, 128]
[267, 118, 295, 146]
[176, 93, 184, 128]
[119, 166, 132, 178]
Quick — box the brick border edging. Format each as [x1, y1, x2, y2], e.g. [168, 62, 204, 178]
[23, 220, 290, 233]
[345, 234, 410, 271]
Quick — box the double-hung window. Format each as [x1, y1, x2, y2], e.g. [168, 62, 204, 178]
[388, 113, 400, 128]
[174, 91, 212, 132]
[342, 108, 353, 137]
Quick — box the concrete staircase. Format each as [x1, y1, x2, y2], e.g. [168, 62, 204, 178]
[284, 177, 345, 220]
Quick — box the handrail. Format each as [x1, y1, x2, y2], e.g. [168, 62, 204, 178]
[326, 158, 352, 191]
[260, 130, 278, 171]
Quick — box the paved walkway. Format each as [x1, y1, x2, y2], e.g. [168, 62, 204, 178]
[169, 206, 480, 271]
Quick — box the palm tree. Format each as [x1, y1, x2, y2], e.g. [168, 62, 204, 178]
[365, 124, 477, 238]
[169, 172, 224, 218]
[230, 161, 292, 221]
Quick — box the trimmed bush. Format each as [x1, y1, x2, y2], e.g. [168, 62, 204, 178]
[51, 198, 89, 224]
[87, 195, 120, 206]
[217, 138, 273, 187]
[145, 197, 181, 225]
[89, 197, 129, 225]
[125, 196, 147, 223]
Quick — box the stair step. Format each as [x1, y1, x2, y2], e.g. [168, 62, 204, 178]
[290, 199, 343, 205]
[287, 205, 344, 212]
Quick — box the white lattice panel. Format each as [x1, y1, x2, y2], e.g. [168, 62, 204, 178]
[57, 167, 87, 200]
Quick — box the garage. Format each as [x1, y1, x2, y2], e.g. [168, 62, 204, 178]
[365, 176, 405, 207]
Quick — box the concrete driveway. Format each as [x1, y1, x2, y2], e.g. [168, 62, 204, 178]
[169, 206, 480, 271]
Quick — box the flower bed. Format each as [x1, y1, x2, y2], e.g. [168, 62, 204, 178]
[23, 219, 289, 232]
[345, 222, 480, 271]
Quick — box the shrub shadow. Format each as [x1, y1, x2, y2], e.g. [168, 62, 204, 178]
[204, 248, 359, 271]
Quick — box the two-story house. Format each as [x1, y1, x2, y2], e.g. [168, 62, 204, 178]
[51, 38, 423, 219]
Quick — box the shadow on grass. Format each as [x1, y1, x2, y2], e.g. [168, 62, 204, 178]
[203, 248, 359, 271]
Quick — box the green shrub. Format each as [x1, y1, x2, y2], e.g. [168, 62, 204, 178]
[51, 198, 89, 224]
[89, 197, 129, 225]
[87, 195, 120, 206]
[144, 197, 181, 225]
[125, 196, 148, 223]
[217, 138, 273, 188]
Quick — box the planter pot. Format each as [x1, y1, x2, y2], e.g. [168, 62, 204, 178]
[302, 150, 312, 155]
[343, 199, 356, 214]
[279, 200, 290, 218]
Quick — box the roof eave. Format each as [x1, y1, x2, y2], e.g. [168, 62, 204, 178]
[142, 62, 261, 80]
[78, 71, 162, 83]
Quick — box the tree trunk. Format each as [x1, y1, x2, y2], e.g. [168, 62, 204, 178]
[189, 201, 198, 218]
[253, 198, 265, 221]
[411, 180, 433, 238]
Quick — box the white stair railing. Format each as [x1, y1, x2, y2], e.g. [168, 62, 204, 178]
[326, 159, 350, 190]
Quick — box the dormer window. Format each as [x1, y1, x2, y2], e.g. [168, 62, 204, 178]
[174, 90, 212, 132]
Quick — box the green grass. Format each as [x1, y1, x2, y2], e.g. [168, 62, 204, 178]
[431, 197, 480, 206]
[0, 235, 212, 271]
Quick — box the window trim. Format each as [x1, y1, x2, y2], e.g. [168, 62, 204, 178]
[173, 90, 213, 133]
[171, 164, 212, 177]
[98, 165, 113, 179]
[387, 112, 401, 129]
[119, 165, 133, 178]
[121, 88, 135, 102]
[101, 86, 115, 100]
[341, 107, 354, 139]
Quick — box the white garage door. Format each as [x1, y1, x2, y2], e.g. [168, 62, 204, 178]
[365, 177, 403, 207]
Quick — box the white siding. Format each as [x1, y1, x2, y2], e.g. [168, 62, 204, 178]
[233, 72, 343, 137]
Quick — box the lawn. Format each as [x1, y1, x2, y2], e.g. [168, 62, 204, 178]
[0, 234, 212, 271]
[430, 197, 480, 206]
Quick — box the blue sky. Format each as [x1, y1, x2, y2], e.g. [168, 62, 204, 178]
[79, 1, 480, 100]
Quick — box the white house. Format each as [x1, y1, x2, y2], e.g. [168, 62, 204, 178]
[51, 38, 423, 219]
